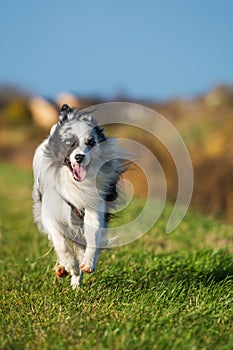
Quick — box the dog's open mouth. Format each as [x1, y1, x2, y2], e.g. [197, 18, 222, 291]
[72, 163, 87, 182]
[64, 158, 87, 182]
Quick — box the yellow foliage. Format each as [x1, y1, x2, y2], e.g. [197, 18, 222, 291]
[3, 99, 32, 126]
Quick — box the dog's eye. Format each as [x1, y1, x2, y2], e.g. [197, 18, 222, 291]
[64, 139, 77, 147]
[86, 137, 96, 147]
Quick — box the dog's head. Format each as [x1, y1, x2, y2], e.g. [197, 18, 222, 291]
[48, 104, 107, 182]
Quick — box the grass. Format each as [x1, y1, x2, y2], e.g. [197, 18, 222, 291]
[0, 163, 232, 350]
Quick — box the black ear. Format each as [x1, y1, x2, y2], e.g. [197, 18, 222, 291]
[95, 126, 107, 143]
[58, 104, 71, 125]
[61, 104, 71, 113]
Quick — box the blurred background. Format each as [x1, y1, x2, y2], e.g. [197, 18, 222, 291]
[0, 0, 233, 222]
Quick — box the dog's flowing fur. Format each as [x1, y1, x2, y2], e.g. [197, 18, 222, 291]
[33, 104, 128, 288]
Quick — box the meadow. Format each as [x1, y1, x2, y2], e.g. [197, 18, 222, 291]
[0, 163, 232, 350]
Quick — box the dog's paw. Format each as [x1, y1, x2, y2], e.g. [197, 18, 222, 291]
[71, 275, 82, 289]
[55, 265, 69, 278]
[80, 261, 94, 274]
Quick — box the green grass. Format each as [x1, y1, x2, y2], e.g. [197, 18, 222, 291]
[0, 163, 232, 350]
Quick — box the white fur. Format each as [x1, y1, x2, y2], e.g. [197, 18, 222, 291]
[33, 110, 128, 288]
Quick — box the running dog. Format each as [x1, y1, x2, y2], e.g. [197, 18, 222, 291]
[33, 104, 128, 288]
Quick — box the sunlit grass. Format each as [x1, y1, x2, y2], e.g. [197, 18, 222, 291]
[0, 163, 232, 350]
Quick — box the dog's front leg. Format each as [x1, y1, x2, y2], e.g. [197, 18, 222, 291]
[80, 205, 106, 273]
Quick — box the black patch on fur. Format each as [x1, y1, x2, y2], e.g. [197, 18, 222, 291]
[104, 183, 118, 202]
[59, 104, 72, 125]
[61, 104, 70, 112]
[38, 190, 42, 202]
[95, 126, 107, 143]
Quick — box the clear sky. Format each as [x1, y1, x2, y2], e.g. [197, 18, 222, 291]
[0, 0, 233, 101]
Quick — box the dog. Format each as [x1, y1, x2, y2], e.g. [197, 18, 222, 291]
[33, 104, 128, 288]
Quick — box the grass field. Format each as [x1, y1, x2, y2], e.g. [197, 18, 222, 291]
[0, 163, 232, 350]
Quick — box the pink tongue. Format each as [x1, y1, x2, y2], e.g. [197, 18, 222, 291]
[73, 163, 87, 182]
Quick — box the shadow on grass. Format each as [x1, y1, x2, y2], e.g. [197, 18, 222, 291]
[205, 264, 233, 283]
[95, 249, 233, 294]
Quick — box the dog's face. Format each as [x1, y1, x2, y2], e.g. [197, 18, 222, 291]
[48, 104, 106, 182]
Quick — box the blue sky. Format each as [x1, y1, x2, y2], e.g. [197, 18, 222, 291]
[0, 0, 233, 101]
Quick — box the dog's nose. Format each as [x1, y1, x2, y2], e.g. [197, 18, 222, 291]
[75, 154, 85, 164]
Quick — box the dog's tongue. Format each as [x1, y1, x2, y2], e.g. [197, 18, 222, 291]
[72, 163, 87, 182]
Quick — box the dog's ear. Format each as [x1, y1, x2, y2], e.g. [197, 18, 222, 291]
[58, 104, 71, 125]
[76, 110, 97, 125]
[95, 126, 107, 143]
